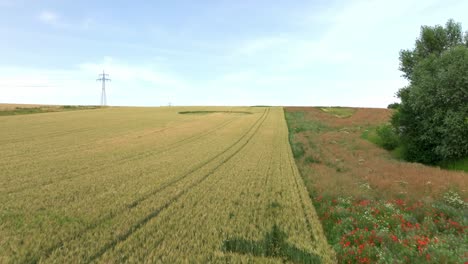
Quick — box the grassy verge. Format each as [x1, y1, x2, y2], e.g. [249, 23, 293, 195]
[0, 105, 101, 116]
[320, 107, 355, 118]
[284, 108, 467, 263]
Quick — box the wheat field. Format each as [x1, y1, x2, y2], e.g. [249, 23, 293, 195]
[0, 106, 334, 263]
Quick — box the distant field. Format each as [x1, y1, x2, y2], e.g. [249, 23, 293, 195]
[0, 104, 45, 110]
[285, 107, 467, 263]
[0, 104, 100, 116]
[0, 106, 334, 263]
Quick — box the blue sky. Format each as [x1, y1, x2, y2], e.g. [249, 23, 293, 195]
[1, 0, 467, 107]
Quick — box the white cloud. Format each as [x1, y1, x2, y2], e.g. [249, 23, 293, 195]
[218, 0, 468, 107]
[235, 37, 288, 56]
[38, 10, 59, 25]
[6, 1, 467, 107]
[37, 10, 94, 30]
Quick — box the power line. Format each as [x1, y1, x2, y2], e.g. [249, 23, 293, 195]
[96, 70, 111, 106]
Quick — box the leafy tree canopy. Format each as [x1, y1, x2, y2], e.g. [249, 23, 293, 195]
[393, 19, 468, 164]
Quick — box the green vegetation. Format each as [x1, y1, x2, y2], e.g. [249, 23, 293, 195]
[290, 141, 306, 159]
[361, 20, 468, 171]
[285, 111, 328, 159]
[320, 107, 355, 118]
[285, 112, 328, 133]
[439, 157, 468, 172]
[387, 103, 400, 110]
[0, 105, 100, 116]
[375, 124, 400, 151]
[305, 156, 320, 164]
[285, 108, 467, 263]
[178, 110, 252, 115]
[393, 19, 468, 164]
[364, 127, 468, 172]
[314, 196, 467, 264]
[363, 125, 467, 171]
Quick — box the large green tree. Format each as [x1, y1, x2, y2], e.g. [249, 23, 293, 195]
[393, 19, 468, 164]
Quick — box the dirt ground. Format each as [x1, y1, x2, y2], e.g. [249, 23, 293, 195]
[285, 107, 467, 201]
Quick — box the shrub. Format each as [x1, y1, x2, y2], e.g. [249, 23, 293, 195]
[376, 124, 399, 151]
[305, 156, 320, 164]
[387, 103, 400, 109]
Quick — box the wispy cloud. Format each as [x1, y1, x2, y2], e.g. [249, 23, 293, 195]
[235, 37, 288, 56]
[38, 10, 59, 25]
[216, 0, 463, 106]
[229, 0, 454, 69]
[3, 1, 466, 106]
[78, 57, 188, 89]
[38, 10, 94, 30]
[0, 57, 190, 106]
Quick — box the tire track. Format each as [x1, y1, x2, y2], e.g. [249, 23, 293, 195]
[285, 122, 336, 263]
[1, 113, 237, 168]
[5, 115, 240, 195]
[0, 127, 96, 146]
[286, 136, 317, 243]
[0, 110, 231, 165]
[85, 108, 270, 263]
[35, 109, 269, 264]
[133, 123, 274, 262]
[280, 109, 318, 243]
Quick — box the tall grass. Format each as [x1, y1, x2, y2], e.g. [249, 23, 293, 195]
[284, 107, 467, 263]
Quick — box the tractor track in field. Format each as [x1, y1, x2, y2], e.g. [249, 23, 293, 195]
[0, 127, 97, 146]
[133, 125, 276, 261]
[4, 116, 241, 195]
[85, 108, 270, 263]
[286, 139, 317, 244]
[1, 113, 237, 168]
[263, 126, 277, 187]
[279, 110, 318, 245]
[34, 109, 269, 264]
[0, 112, 232, 162]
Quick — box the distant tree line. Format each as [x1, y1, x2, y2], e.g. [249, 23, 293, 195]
[386, 19, 468, 164]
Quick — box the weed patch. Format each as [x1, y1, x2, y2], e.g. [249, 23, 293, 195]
[320, 107, 355, 118]
[305, 156, 320, 164]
